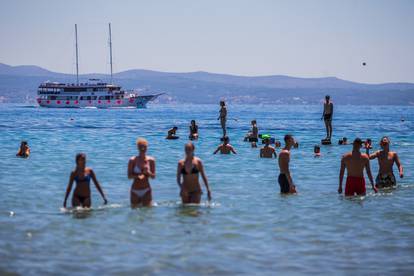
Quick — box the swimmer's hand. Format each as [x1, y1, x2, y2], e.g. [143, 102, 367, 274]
[207, 190, 212, 201]
[400, 172, 404, 178]
[338, 186, 343, 194]
[103, 198, 108, 205]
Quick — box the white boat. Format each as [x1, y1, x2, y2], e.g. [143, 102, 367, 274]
[37, 24, 162, 109]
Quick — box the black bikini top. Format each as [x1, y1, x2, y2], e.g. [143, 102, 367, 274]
[181, 164, 199, 175]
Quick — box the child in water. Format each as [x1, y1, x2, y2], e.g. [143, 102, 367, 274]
[314, 145, 321, 157]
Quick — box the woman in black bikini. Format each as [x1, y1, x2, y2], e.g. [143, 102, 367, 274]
[189, 120, 199, 140]
[127, 138, 156, 207]
[176, 142, 211, 204]
[63, 153, 108, 208]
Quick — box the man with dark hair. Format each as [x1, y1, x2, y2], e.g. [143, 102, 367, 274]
[214, 136, 237, 154]
[166, 126, 179, 139]
[277, 134, 296, 194]
[321, 95, 333, 140]
[338, 138, 377, 196]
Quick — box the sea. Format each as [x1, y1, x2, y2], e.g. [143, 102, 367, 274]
[0, 103, 413, 275]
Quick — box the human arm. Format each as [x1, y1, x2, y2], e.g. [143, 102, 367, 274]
[365, 158, 377, 193]
[230, 145, 237, 154]
[369, 151, 379, 160]
[90, 169, 108, 204]
[198, 159, 211, 201]
[63, 172, 75, 208]
[394, 153, 404, 178]
[127, 158, 139, 179]
[213, 146, 221, 154]
[146, 158, 156, 179]
[273, 148, 277, 159]
[176, 162, 183, 189]
[338, 157, 345, 194]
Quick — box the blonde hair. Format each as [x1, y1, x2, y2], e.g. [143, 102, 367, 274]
[136, 138, 148, 147]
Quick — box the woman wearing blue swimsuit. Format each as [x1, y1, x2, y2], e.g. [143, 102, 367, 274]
[63, 153, 108, 208]
[177, 142, 211, 204]
[128, 138, 156, 207]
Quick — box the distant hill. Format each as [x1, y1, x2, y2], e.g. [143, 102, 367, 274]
[0, 62, 414, 105]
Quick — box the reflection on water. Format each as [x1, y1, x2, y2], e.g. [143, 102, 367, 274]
[0, 104, 413, 274]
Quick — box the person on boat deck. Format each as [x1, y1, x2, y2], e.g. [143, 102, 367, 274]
[218, 101, 227, 137]
[16, 141, 30, 158]
[369, 136, 403, 188]
[63, 153, 107, 208]
[321, 95, 333, 140]
[338, 138, 377, 196]
[177, 142, 212, 204]
[214, 136, 237, 154]
[278, 134, 297, 194]
[166, 126, 179, 139]
[189, 120, 199, 140]
[128, 138, 156, 207]
[260, 138, 277, 158]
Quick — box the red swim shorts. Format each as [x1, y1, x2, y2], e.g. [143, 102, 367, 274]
[345, 176, 366, 196]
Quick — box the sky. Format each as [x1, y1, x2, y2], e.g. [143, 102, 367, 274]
[0, 0, 413, 83]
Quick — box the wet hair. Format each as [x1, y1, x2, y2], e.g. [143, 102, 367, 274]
[252, 120, 256, 124]
[136, 138, 148, 147]
[343, 137, 347, 142]
[366, 138, 372, 143]
[381, 136, 390, 143]
[220, 101, 225, 106]
[353, 138, 363, 146]
[75, 153, 86, 165]
[223, 136, 230, 142]
[325, 95, 330, 99]
[173, 126, 178, 130]
[284, 134, 293, 143]
[185, 142, 195, 151]
[338, 139, 343, 145]
[191, 120, 196, 125]
[21, 141, 28, 146]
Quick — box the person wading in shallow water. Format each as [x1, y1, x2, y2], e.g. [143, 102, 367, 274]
[128, 138, 156, 207]
[338, 138, 377, 196]
[278, 134, 297, 194]
[369, 136, 403, 188]
[321, 95, 333, 140]
[214, 136, 237, 154]
[177, 142, 212, 204]
[63, 153, 108, 208]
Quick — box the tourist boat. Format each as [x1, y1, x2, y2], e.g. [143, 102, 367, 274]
[37, 24, 162, 108]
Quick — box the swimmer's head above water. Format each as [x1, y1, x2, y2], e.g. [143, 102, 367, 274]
[325, 95, 330, 102]
[284, 134, 295, 148]
[223, 136, 230, 144]
[353, 138, 363, 150]
[380, 136, 390, 149]
[220, 101, 226, 107]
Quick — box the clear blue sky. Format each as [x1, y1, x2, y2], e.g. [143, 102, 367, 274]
[0, 0, 413, 83]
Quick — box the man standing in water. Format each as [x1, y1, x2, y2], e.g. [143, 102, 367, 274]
[278, 134, 296, 194]
[369, 136, 403, 188]
[321, 95, 333, 140]
[338, 138, 377, 196]
[260, 138, 277, 158]
[218, 101, 227, 137]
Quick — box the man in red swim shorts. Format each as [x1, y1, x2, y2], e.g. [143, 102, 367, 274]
[338, 138, 378, 196]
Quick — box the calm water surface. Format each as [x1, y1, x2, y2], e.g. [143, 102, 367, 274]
[0, 104, 413, 275]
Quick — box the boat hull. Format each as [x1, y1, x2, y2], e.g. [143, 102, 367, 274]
[37, 95, 159, 108]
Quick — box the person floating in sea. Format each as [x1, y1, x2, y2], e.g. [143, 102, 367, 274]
[177, 142, 212, 204]
[278, 134, 297, 194]
[166, 126, 179, 140]
[16, 141, 30, 158]
[218, 100, 227, 137]
[314, 145, 321, 157]
[63, 153, 107, 208]
[214, 136, 237, 154]
[321, 95, 333, 140]
[189, 120, 199, 140]
[339, 137, 348, 145]
[128, 138, 156, 207]
[260, 137, 277, 158]
[369, 136, 403, 189]
[338, 138, 377, 196]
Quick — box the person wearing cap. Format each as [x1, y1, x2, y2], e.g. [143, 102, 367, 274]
[321, 95, 333, 140]
[260, 137, 277, 158]
[369, 136, 403, 188]
[213, 136, 237, 154]
[338, 138, 377, 196]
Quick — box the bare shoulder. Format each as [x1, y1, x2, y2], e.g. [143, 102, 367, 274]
[279, 150, 289, 157]
[147, 156, 156, 162]
[342, 152, 351, 159]
[129, 156, 137, 162]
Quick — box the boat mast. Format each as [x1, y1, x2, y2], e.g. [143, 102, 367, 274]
[75, 24, 79, 85]
[109, 23, 113, 84]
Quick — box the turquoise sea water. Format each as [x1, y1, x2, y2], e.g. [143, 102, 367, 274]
[0, 103, 413, 275]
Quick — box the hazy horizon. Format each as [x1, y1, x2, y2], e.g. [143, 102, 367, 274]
[1, 0, 413, 84]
